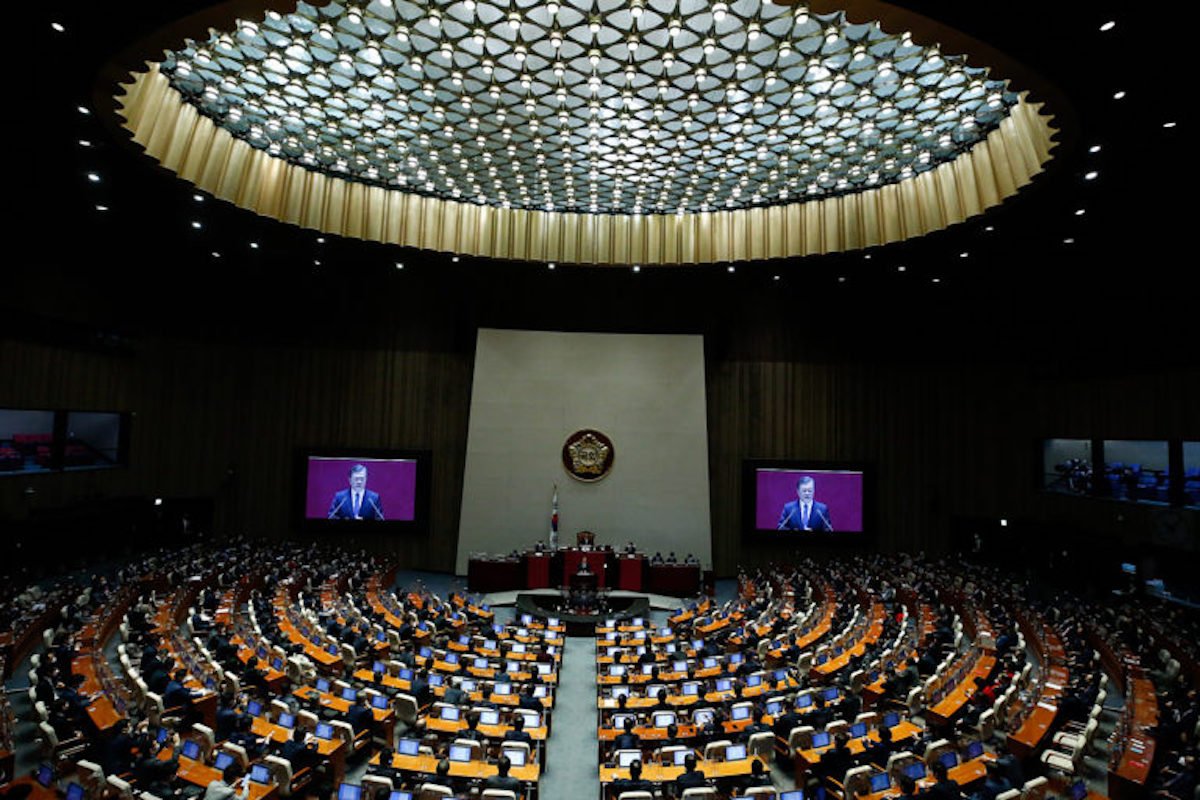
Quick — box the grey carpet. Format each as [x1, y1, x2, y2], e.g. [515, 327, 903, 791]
[538, 635, 598, 800]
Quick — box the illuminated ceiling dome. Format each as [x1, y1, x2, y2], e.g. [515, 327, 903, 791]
[116, 0, 1059, 264]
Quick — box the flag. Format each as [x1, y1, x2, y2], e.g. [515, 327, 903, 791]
[549, 485, 559, 550]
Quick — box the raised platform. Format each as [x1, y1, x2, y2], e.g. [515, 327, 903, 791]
[515, 592, 651, 636]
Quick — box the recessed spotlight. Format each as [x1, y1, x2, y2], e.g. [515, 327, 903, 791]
[727, 265, 735, 273]
[984, 225, 995, 232]
[1113, 90, 1126, 100]
[897, 265, 906, 272]
[193, 194, 205, 202]
[154, 497, 163, 507]
[1063, 237, 1075, 244]
[395, 262, 404, 269]
[863, 253, 872, 260]
[1088, 145, 1102, 153]
[1099, 20, 1115, 31]
[86, 172, 100, 182]
[316, 237, 325, 244]
[51, 22, 65, 32]
[95, 205, 108, 212]
[632, 265, 640, 272]
[931, 277, 941, 283]
[211, 251, 221, 258]
[191, 221, 202, 229]
[1084, 171, 1098, 180]
[1074, 208, 1086, 216]
[78, 140, 90, 147]
[77, 105, 89, 115]
[773, 274, 780, 281]
[314, 259, 321, 266]
[959, 251, 969, 258]
[249, 242, 259, 249]
[837, 276, 846, 283]
[451, 256, 460, 262]
[548, 262, 556, 270]
[1163, 121, 1176, 128]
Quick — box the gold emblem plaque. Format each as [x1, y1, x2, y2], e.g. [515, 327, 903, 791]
[562, 430, 615, 483]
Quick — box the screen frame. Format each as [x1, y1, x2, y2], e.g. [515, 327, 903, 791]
[742, 459, 874, 540]
[295, 447, 432, 534]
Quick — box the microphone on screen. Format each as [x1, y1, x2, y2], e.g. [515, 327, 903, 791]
[816, 508, 832, 532]
[328, 497, 347, 519]
[368, 498, 384, 521]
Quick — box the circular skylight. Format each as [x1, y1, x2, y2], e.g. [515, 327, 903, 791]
[158, 0, 1018, 216]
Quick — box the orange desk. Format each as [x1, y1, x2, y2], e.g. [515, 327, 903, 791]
[855, 756, 992, 800]
[251, 717, 346, 783]
[793, 721, 922, 775]
[377, 751, 540, 783]
[600, 755, 767, 784]
[925, 653, 996, 727]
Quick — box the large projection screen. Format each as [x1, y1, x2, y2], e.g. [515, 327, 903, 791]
[456, 329, 712, 574]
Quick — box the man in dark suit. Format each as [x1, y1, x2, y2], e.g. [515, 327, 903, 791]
[613, 717, 640, 753]
[610, 759, 656, 798]
[777, 476, 833, 531]
[279, 726, 319, 772]
[503, 714, 533, 746]
[327, 464, 384, 520]
[346, 695, 373, 735]
[482, 756, 523, 794]
[674, 753, 710, 796]
[920, 760, 962, 800]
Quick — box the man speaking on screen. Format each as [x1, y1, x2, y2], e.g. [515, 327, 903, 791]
[777, 476, 832, 531]
[328, 464, 385, 520]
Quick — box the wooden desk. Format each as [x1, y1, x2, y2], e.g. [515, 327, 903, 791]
[163, 753, 277, 800]
[251, 717, 346, 783]
[378, 751, 540, 783]
[793, 721, 922, 775]
[925, 653, 996, 728]
[854, 756, 992, 800]
[600, 754, 767, 784]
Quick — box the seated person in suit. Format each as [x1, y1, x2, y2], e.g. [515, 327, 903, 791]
[777, 475, 833, 531]
[613, 717, 640, 753]
[328, 464, 384, 520]
[518, 684, 542, 712]
[461, 712, 486, 743]
[482, 755, 523, 795]
[860, 724, 895, 766]
[920, 760, 962, 800]
[610, 759, 656, 798]
[896, 774, 920, 800]
[504, 714, 534, 746]
[279, 726, 320, 771]
[733, 758, 773, 795]
[347, 694, 374, 735]
[204, 763, 249, 800]
[673, 753, 710, 796]
[740, 708, 772, 742]
[817, 733, 854, 786]
[977, 761, 1013, 800]
[419, 759, 457, 799]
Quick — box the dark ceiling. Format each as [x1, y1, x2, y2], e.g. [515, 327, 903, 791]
[9, 1, 1195, 362]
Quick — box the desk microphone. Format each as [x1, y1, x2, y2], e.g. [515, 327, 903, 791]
[368, 497, 384, 520]
[328, 497, 347, 519]
[816, 508, 832, 532]
[778, 508, 798, 530]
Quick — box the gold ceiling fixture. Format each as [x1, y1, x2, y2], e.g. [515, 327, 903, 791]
[113, 0, 1060, 265]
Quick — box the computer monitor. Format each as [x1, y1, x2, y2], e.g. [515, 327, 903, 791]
[398, 668, 413, 681]
[609, 665, 626, 676]
[371, 694, 388, 710]
[181, 740, 201, 760]
[506, 662, 522, 674]
[214, 753, 235, 771]
[611, 686, 630, 698]
[796, 694, 814, 709]
[521, 614, 534, 625]
[780, 792, 805, 800]
[494, 682, 512, 695]
[246, 700, 263, 717]
[673, 749, 692, 765]
[461, 679, 477, 692]
[816, 653, 829, 665]
[673, 660, 688, 673]
[278, 712, 296, 729]
[773, 669, 789, 682]
[397, 738, 421, 756]
[904, 763, 927, 781]
[940, 752, 959, 769]
[653, 712, 675, 727]
[822, 687, 838, 701]
[504, 748, 527, 766]
[444, 653, 459, 664]
[731, 705, 751, 720]
[250, 765, 272, 784]
[511, 643, 526, 654]
[388, 792, 414, 800]
[715, 678, 733, 692]
[376, 632, 387, 643]
[537, 663, 552, 675]
[429, 674, 444, 687]
[641, 664, 655, 675]
[457, 635, 470, 646]
[965, 741, 985, 760]
[729, 652, 744, 664]
[448, 745, 473, 763]
[316, 678, 331, 693]
[419, 646, 433, 659]
[882, 712, 900, 728]
[36, 766, 53, 788]
[617, 750, 641, 767]
[1070, 782, 1088, 800]
[694, 710, 715, 726]
[811, 731, 831, 748]
[682, 682, 700, 696]
[316, 723, 334, 740]
[326, 644, 338, 655]
[373, 660, 387, 673]
[746, 674, 762, 687]
[665, 643, 677, 653]
[632, 617, 644, 627]
[483, 639, 497, 651]
[479, 709, 500, 726]
[156, 727, 170, 744]
[702, 657, 718, 669]
[849, 722, 867, 738]
[439, 706, 460, 721]
[65, 784, 84, 800]
[725, 744, 748, 761]
[272, 657, 285, 671]
[474, 657, 489, 669]
[869, 773, 891, 793]
[337, 784, 362, 800]
[766, 700, 784, 716]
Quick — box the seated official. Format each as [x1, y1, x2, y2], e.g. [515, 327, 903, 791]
[204, 763, 249, 800]
[920, 760, 962, 800]
[610, 759, 656, 798]
[674, 753, 710, 796]
[504, 714, 534, 746]
[613, 717, 640, 752]
[482, 756, 523, 795]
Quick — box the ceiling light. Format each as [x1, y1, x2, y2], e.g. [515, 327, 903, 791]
[1063, 237, 1075, 244]
[86, 172, 100, 182]
[77, 105, 89, 115]
[984, 225, 995, 232]
[632, 265, 640, 272]
[193, 193, 205, 202]
[837, 276, 846, 283]
[1163, 121, 1176, 128]
[1075, 208, 1086, 216]
[1099, 21, 1115, 31]
[897, 265, 906, 272]
[931, 277, 941, 283]
[95, 205, 108, 211]
[1088, 145, 1101, 153]
[211, 251, 221, 258]
[191, 221, 202, 229]
[395, 262, 404, 269]
[78, 140, 91, 147]
[316, 237, 325, 244]
[1112, 90, 1125, 99]
[727, 265, 735, 273]
[313, 259, 321, 266]
[451, 256, 460, 262]
[1084, 171, 1098, 180]
[959, 251, 969, 258]
[51, 22, 65, 32]
[773, 275, 780, 281]
[249, 241, 259, 248]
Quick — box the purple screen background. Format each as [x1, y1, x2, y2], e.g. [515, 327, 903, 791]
[305, 457, 417, 521]
[754, 469, 864, 532]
